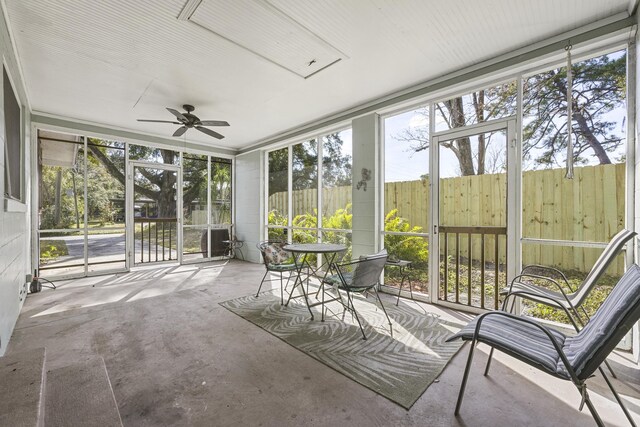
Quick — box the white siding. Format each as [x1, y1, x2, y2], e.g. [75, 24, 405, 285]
[0, 4, 31, 356]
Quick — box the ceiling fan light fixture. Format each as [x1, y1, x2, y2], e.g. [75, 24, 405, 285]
[137, 104, 229, 140]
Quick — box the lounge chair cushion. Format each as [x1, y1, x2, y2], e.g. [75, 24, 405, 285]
[449, 265, 640, 381]
[448, 314, 570, 379]
[562, 264, 640, 378]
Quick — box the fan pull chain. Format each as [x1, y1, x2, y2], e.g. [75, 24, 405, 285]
[565, 42, 574, 179]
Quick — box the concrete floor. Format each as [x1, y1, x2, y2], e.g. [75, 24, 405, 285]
[7, 260, 640, 426]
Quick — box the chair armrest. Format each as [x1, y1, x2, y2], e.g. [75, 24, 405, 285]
[521, 264, 573, 292]
[502, 290, 581, 331]
[507, 273, 573, 305]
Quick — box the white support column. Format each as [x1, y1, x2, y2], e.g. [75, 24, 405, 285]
[351, 113, 379, 258]
[632, 32, 640, 361]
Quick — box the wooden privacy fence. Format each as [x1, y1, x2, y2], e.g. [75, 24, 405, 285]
[268, 163, 626, 274]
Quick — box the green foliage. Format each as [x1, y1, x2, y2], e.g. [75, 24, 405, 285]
[40, 240, 69, 263]
[383, 209, 428, 266]
[266, 210, 288, 241]
[525, 273, 617, 324]
[268, 132, 352, 196]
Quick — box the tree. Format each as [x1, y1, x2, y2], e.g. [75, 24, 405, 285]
[394, 51, 626, 174]
[523, 52, 626, 167]
[394, 83, 516, 176]
[268, 133, 352, 196]
[87, 140, 228, 218]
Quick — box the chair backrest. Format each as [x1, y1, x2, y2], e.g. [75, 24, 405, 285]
[256, 240, 290, 266]
[564, 264, 640, 380]
[349, 249, 388, 290]
[571, 228, 636, 307]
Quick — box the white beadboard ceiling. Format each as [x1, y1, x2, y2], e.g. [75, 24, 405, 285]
[3, 0, 631, 151]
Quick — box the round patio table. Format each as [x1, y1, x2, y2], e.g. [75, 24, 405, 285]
[283, 243, 347, 320]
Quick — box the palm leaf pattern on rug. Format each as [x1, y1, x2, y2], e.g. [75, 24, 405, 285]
[220, 290, 464, 409]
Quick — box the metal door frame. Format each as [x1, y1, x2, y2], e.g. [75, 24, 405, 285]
[126, 160, 182, 267]
[428, 117, 519, 312]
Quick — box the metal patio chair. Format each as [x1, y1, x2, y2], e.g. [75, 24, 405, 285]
[323, 249, 391, 340]
[256, 240, 297, 304]
[447, 264, 640, 426]
[496, 228, 636, 377]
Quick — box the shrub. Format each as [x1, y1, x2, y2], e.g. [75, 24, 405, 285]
[383, 209, 428, 266]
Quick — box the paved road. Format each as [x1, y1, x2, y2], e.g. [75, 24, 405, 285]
[40, 233, 179, 268]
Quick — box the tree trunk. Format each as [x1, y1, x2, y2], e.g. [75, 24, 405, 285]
[72, 172, 80, 228]
[552, 77, 612, 164]
[455, 137, 475, 175]
[473, 91, 486, 175]
[446, 98, 476, 176]
[54, 170, 62, 226]
[157, 170, 176, 218]
[573, 108, 612, 164]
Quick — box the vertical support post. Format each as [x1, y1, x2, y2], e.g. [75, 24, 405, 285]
[481, 233, 486, 309]
[443, 231, 448, 301]
[455, 232, 460, 303]
[467, 232, 472, 306]
[494, 234, 499, 310]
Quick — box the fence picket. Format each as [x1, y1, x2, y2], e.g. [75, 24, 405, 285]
[268, 164, 626, 274]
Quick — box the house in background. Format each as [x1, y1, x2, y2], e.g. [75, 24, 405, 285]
[0, 0, 637, 376]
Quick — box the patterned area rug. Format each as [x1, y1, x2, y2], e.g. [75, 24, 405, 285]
[220, 289, 464, 409]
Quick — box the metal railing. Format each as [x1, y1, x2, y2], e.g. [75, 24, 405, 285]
[135, 218, 176, 263]
[439, 226, 507, 310]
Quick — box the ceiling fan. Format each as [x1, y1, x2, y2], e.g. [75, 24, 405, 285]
[137, 104, 229, 139]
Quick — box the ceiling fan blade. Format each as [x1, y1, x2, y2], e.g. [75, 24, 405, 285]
[173, 126, 188, 137]
[137, 119, 182, 124]
[166, 108, 188, 122]
[199, 120, 230, 127]
[195, 126, 224, 139]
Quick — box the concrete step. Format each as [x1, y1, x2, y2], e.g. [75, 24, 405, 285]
[45, 357, 122, 427]
[0, 347, 46, 427]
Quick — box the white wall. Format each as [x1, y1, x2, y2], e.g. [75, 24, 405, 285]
[235, 151, 262, 263]
[351, 113, 379, 259]
[0, 4, 31, 356]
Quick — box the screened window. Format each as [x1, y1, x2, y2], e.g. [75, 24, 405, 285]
[521, 48, 628, 323]
[4, 67, 22, 201]
[265, 128, 353, 251]
[382, 108, 430, 295]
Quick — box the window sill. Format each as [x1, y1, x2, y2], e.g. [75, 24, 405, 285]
[5, 198, 26, 212]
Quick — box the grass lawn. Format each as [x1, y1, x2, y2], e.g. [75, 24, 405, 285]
[40, 240, 69, 264]
[383, 261, 617, 325]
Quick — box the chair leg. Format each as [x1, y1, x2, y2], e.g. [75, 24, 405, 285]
[484, 347, 494, 376]
[396, 275, 405, 306]
[255, 270, 269, 297]
[346, 291, 367, 340]
[579, 386, 605, 427]
[455, 341, 477, 416]
[375, 290, 393, 337]
[280, 273, 284, 305]
[597, 367, 637, 427]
